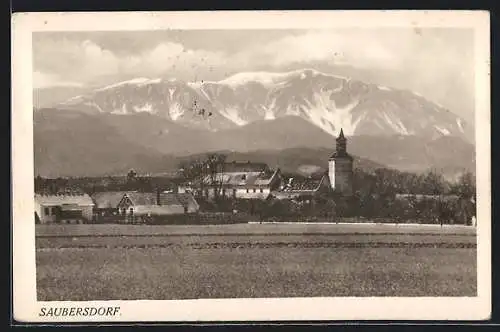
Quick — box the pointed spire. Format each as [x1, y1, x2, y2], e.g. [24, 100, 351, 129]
[338, 128, 345, 140]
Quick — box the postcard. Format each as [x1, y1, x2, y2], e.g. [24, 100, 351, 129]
[11, 10, 491, 322]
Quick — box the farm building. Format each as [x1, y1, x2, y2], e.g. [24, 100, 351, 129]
[271, 173, 332, 200]
[91, 191, 200, 223]
[91, 191, 130, 218]
[118, 191, 199, 220]
[34, 192, 94, 224]
[179, 162, 282, 200]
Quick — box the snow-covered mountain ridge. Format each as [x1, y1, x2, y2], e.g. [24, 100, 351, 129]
[57, 68, 471, 140]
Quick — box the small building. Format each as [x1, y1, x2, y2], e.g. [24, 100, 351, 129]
[34, 192, 94, 224]
[271, 173, 332, 200]
[91, 191, 129, 218]
[115, 191, 200, 223]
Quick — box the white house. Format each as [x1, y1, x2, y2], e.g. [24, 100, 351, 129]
[35, 192, 94, 224]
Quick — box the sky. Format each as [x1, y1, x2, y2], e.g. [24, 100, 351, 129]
[33, 28, 475, 123]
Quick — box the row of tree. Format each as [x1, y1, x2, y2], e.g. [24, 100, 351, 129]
[352, 167, 476, 198]
[193, 190, 475, 225]
[187, 157, 476, 224]
[35, 152, 476, 225]
[34, 172, 180, 195]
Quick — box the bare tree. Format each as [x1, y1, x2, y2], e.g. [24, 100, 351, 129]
[206, 153, 227, 200]
[179, 154, 227, 200]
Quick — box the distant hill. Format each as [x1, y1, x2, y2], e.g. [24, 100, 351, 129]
[34, 109, 178, 177]
[33, 108, 475, 179]
[178, 148, 385, 175]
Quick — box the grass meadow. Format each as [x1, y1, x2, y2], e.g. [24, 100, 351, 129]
[36, 223, 477, 301]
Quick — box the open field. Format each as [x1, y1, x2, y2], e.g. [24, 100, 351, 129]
[36, 223, 476, 237]
[36, 223, 477, 301]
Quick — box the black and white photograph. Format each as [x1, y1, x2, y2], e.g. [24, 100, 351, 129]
[12, 11, 491, 322]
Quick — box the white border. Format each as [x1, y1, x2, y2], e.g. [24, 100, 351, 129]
[11, 10, 491, 322]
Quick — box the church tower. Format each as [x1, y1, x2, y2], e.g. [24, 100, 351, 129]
[328, 128, 353, 196]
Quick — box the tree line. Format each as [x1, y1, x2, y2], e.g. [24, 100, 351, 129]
[187, 159, 476, 225]
[35, 154, 476, 225]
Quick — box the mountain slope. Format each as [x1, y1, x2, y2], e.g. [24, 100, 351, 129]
[33, 109, 475, 178]
[34, 109, 179, 177]
[55, 68, 473, 141]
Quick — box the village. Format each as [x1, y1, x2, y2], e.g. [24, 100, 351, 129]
[34, 129, 477, 226]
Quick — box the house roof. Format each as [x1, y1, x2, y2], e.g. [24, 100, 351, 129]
[35, 193, 94, 206]
[92, 191, 129, 209]
[158, 192, 199, 208]
[157, 192, 180, 206]
[114, 192, 200, 208]
[124, 192, 157, 206]
[279, 175, 326, 192]
[193, 168, 279, 188]
[60, 204, 84, 211]
[175, 192, 200, 208]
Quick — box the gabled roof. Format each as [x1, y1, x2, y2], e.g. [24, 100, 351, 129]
[92, 191, 129, 209]
[124, 192, 157, 206]
[114, 192, 200, 208]
[193, 168, 280, 188]
[35, 193, 94, 206]
[161, 192, 199, 208]
[279, 175, 328, 193]
[157, 192, 181, 206]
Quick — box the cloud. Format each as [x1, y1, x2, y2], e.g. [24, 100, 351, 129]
[34, 38, 226, 86]
[232, 31, 400, 70]
[33, 30, 466, 85]
[136, 42, 226, 76]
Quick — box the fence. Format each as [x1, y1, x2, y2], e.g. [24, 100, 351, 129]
[89, 212, 260, 225]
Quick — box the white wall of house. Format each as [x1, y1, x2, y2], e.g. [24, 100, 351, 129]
[35, 203, 57, 224]
[235, 187, 270, 199]
[81, 206, 94, 220]
[34, 203, 93, 223]
[200, 187, 270, 200]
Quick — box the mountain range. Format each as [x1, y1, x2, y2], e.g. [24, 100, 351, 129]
[45, 68, 473, 140]
[33, 68, 475, 179]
